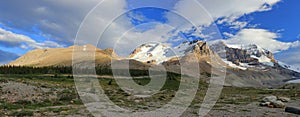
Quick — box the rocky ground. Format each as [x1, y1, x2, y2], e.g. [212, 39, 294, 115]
[0, 75, 91, 116]
[184, 100, 300, 117]
[207, 101, 299, 117]
[0, 74, 300, 117]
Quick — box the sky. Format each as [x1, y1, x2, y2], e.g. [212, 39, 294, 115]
[0, 0, 300, 66]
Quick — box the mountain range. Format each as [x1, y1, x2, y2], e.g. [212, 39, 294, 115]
[7, 40, 300, 87]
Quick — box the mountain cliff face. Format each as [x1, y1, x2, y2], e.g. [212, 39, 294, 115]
[210, 41, 277, 70]
[210, 41, 300, 74]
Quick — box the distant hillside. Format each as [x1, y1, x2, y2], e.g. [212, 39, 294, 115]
[8, 45, 114, 67]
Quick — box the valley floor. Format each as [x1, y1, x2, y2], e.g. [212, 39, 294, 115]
[0, 74, 299, 117]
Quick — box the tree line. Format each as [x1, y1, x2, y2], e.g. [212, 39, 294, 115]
[0, 65, 180, 77]
[0, 65, 72, 74]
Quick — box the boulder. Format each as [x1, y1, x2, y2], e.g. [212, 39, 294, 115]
[271, 101, 285, 108]
[285, 107, 300, 115]
[262, 96, 277, 102]
[278, 97, 291, 102]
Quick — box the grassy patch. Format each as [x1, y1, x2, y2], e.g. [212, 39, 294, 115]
[10, 110, 34, 116]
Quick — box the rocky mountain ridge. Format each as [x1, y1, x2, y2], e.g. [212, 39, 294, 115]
[129, 40, 216, 64]
[129, 40, 300, 87]
[129, 40, 297, 72]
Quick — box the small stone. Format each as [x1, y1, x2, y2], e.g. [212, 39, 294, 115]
[271, 101, 285, 108]
[134, 100, 140, 103]
[262, 96, 277, 102]
[228, 110, 235, 113]
[278, 97, 291, 102]
[60, 111, 68, 115]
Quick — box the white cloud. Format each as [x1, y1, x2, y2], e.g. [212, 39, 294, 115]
[75, 0, 132, 48]
[159, 0, 282, 46]
[167, 0, 281, 27]
[0, 0, 104, 44]
[223, 32, 234, 38]
[0, 0, 284, 56]
[127, 11, 148, 23]
[275, 47, 300, 68]
[106, 23, 174, 56]
[224, 29, 300, 53]
[198, 0, 281, 20]
[73, 0, 176, 56]
[229, 21, 248, 29]
[216, 17, 250, 29]
[0, 28, 62, 49]
[168, 0, 212, 27]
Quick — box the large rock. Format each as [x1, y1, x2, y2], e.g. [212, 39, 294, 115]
[278, 97, 291, 102]
[262, 96, 277, 103]
[271, 101, 285, 108]
[285, 107, 300, 115]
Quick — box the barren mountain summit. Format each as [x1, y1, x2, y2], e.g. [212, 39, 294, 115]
[8, 45, 116, 67]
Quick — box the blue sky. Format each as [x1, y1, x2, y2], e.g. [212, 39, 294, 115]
[248, 0, 300, 42]
[0, 0, 300, 66]
[214, 0, 300, 40]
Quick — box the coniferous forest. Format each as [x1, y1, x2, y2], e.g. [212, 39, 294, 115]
[0, 65, 180, 78]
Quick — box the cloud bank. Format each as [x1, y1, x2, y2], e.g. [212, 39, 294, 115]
[0, 0, 283, 48]
[0, 28, 62, 49]
[224, 29, 300, 53]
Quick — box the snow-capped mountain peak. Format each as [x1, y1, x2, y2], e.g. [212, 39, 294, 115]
[129, 43, 177, 64]
[210, 40, 276, 70]
[173, 40, 202, 56]
[129, 40, 212, 64]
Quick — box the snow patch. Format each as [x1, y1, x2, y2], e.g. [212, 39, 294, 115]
[131, 43, 177, 64]
[173, 41, 199, 56]
[287, 79, 300, 83]
[130, 41, 204, 64]
[222, 59, 247, 70]
[278, 61, 300, 73]
[250, 55, 274, 67]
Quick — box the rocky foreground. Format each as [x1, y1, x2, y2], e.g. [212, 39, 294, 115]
[0, 74, 300, 116]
